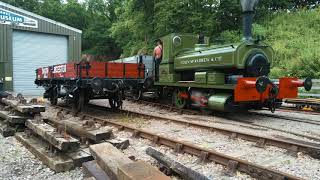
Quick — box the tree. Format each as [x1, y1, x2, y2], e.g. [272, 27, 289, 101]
[62, 0, 88, 30]
[261, 8, 320, 78]
[38, 0, 64, 22]
[2, 0, 320, 64]
[110, 0, 155, 56]
[1, 0, 41, 12]
[82, 0, 121, 58]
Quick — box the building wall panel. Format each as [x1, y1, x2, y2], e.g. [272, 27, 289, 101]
[0, 2, 82, 91]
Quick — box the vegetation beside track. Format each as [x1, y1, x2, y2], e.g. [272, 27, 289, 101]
[3, 0, 320, 78]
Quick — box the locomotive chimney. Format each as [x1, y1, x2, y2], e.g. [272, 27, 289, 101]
[240, 0, 259, 41]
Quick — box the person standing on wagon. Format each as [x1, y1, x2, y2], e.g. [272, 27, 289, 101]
[153, 39, 163, 81]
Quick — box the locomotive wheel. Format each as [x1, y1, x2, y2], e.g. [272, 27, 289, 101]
[109, 95, 122, 110]
[200, 108, 212, 115]
[72, 89, 85, 113]
[157, 87, 164, 99]
[49, 87, 58, 105]
[172, 89, 187, 109]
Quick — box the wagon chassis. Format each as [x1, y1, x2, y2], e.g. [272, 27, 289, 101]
[35, 77, 143, 112]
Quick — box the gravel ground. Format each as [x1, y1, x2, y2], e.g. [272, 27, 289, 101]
[256, 108, 320, 121]
[113, 117, 320, 179]
[0, 135, 83, 180]
[4, 98, 319, 180]
[42, 105, 250, 179]
[89, 100, 320, 145]
[122, 100, 320, 141]
[44, 104, 253, 179]
[115, 130, 253, 180]
[226, 111, 320, 138]
[89, 99, 320, 179]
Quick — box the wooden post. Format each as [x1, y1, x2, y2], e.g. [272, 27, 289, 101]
[89, 143, 132, 180]
[45, 117, 113, 143]
[146, 147, 210, 180]
[25, 120, 80, 152]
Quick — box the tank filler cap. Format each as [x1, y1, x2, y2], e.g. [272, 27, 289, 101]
[173, 36, 182, 46]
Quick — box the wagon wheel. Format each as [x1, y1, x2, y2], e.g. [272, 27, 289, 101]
[109, 94, 122, 110]
[72, 89, 85, 113]
[84, 92, 90, 105]
[132, 90, 142, 101]
[172, 89, 187, 109]
[84, 98, 90, 105]
[49, 87, 58, 105]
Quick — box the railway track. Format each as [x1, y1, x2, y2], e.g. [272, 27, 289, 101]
[278, 106, 320, 116]
[224, 116, 320, 142]
[279, 98, 320, 115]
[54, 105, 302, 180]
[127, 99, 202, 115]
[123, 100, 320, 142]
[125, 99, 320, 140]
[284, 98, 320, 108]
[129, 99, 320, 126]
[248, 111, 320, 126]
[57, 102, 320, 157]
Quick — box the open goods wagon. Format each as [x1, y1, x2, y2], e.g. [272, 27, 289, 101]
[35, 60, 145, 112]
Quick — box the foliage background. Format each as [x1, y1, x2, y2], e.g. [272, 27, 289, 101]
[2, 0, 320, 78]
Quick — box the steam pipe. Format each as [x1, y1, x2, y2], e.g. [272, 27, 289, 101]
[240, 0, 259, 42]
[242, 12, 255, 41]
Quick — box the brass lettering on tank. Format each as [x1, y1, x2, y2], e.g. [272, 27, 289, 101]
[180, 56, 223, 65]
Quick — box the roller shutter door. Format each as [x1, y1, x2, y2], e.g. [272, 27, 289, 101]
[13, 31, 68, 95]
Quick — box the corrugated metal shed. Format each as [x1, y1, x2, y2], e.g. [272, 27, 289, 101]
[0, 1, 82, 92]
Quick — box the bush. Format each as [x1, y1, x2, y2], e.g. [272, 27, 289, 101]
[261, 8, 320, 78]
[217, 30, 241, 44]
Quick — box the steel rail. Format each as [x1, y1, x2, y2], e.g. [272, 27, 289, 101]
[54, 105, 301, 180]
[127, 99, 201, 115]
[284, 98, 320, 106]
[278, 107, 320, 116]
[230, 118, 320, 143]
[61, 103, 320, 159]
[129, 99, 320, 126]
[92, 104, 320, 159]
[124, 100, 320, 141]
[249, 111, 320, 126]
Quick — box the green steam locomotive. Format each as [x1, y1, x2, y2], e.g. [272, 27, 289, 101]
[143, 0, 312, 112]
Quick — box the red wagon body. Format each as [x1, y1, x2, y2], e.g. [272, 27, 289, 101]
[35, 60, 146, 112]
[36, 61, 145, 80]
